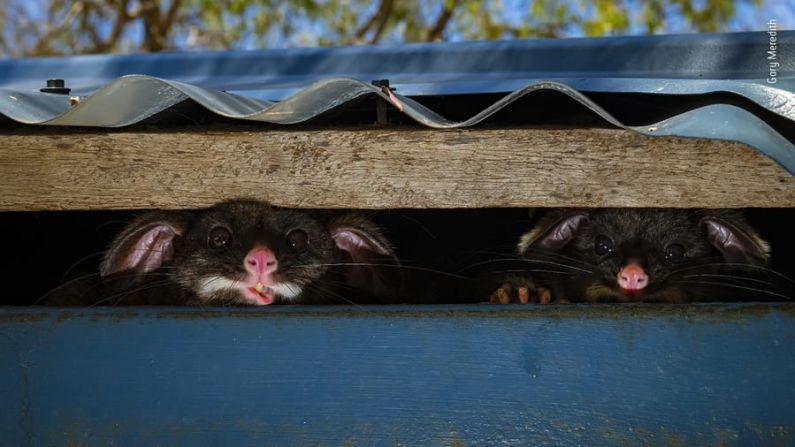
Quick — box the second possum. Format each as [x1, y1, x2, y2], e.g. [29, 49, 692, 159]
[48, 199, 401, 306]
[491, 208, 782, 304]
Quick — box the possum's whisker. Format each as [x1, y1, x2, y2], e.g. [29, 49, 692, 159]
[464, 249, 597, 270]
[524, 251, 599, 269]
[458, 257, 527, 272]
[307, 282, 363, 306]
[89, 279, 173, 307]
[62, 251, 106, 279]
[669, 262, 793, 283]
[669, 259, 759, 270]
[678, 280, 791, 300]
[458, 257, 596, 275]
[681, 273, 777, 286]
[492, 269, 574, 276]
[398, 213, 439, 240]
[108, 272, 174, 277]
[38, 270, 173, 305]
[35, 271, 103, 305]
[465, 249, 523, 258]
[520, 258, 596, 274]
[298, 262, 471, 280]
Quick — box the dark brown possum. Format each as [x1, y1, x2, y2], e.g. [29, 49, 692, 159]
[46, 199, 402, 306]
[491, 208, 790, 304]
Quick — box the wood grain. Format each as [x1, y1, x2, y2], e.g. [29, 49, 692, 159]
[2, 305, 794, 445]
[0, 126, 792, 210]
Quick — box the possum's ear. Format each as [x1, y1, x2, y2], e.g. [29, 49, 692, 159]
[518, 210, 588, 255]
[101, 211, 192, 277]
[330, 215, 402, 303]
[700, 214, 770, 266]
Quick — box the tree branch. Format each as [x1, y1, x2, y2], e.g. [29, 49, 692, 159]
[136, 0, 166, 51]
[354, 0, 394, 43]
[31, 1, 84, 55]
[426, 0, 459, 41]
[163, 0, 182, 32]
[88, 0, 131, 53]
[368, 0, 395, 44]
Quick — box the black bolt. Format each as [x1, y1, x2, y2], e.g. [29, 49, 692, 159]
[40, 79, 71, 95]
[371, 79, 396, 91]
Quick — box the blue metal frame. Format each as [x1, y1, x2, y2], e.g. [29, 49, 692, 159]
[2, 304, 794, 445]
[1, 32, 792, 98]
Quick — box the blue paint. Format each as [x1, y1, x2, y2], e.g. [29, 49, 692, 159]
[0, 32, 792, 99]
[1, 305, 793, 446]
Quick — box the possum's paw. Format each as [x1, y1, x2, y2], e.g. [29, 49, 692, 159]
[489, 277, 552, 304]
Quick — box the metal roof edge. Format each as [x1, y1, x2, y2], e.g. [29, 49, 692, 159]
[2, 76, 793, 175]
[0, 31, 791, 97]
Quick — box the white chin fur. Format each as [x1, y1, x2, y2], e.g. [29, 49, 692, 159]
[198, 276, 303, 301]
[198, 277, 239, 296]
[268, 282, 303, 302]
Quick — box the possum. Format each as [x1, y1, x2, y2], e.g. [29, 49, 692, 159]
[489, 208, 788, 304]
[46, 199, 401, 306]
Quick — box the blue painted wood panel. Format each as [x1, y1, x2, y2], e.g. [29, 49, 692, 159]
[1, 304, 794, 446]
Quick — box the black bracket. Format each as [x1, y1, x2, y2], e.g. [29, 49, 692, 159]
[40, 79, 71, 95]
[371, 79, 396, 126]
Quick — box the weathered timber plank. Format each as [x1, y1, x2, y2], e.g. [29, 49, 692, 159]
[0, 127, 792, 210]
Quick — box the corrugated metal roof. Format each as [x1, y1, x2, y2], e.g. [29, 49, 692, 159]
[1, 31, 794, 174]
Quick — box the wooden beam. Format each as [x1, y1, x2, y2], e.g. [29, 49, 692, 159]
[2, 305, 795, 445]
[0, 126, 792, 210]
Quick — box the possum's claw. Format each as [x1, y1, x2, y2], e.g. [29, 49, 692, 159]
[489, 277, 552, 304]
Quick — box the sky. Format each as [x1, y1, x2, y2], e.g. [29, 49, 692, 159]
[5, 0, 795, 54]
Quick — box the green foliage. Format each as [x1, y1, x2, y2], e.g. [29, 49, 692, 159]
[0, 0, 768, 57]
[580, 0, 631, 36]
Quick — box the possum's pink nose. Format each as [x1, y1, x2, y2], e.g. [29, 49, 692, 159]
[617, 263, 648, 291]
[245, 247, 277, 276]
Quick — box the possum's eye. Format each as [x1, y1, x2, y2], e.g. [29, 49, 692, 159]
[287, 229, 309, 252]
[594, 235, 614, 256]
[208, 226, 232, 248]
[664, 243, 686, 263]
